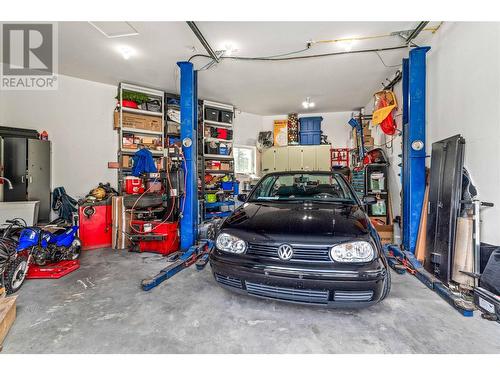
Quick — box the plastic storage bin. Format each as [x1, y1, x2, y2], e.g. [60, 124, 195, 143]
[299, 116, 323, 132]
[205, 108, 220, 122]
[299, 131, 321, 145]
[220, 111, 233, 124]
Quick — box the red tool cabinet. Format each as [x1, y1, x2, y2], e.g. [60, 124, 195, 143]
[78, 201, 113, 250]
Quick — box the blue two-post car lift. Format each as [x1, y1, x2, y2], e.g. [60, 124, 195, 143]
[383, 47, 474, 316]
[141, 61, 213, 291]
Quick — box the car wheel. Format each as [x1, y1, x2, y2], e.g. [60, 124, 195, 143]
[380, 267, 392, 301]
[4, 256, 29, 294]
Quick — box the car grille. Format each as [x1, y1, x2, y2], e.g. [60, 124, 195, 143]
[245, 281, 330, 304]
[215, 273, 243, 289]
[333, 290, 373, 302]
[247, 243, 331, 262]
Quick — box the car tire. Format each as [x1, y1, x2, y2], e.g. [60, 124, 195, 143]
[380, 267, 392, 301]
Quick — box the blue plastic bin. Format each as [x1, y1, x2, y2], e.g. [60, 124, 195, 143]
[299, 116, 323, 132]
[299, 131, 321, 145]
[221, 181, 239, 193]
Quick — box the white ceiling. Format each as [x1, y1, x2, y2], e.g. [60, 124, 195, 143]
[8, 21, 440, 115]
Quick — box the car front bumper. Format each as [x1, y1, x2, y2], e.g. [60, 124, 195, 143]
[209, 250, 388, 308]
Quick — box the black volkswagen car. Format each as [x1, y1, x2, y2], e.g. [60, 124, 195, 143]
[209, 171, 391, 308]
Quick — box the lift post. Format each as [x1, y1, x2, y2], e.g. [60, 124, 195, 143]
[402, 46, 430, 254]
[178, 61, 198, 251]
[141, 61, 212, 291]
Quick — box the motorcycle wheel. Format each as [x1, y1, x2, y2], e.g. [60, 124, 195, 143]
[4, 255, 29, 294]
[68, 238, 82, 260]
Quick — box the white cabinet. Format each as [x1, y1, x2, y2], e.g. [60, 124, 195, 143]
[288, 147, 302, 171]
[261, 147, 275, 173]
[274, 147, 289, 171]
[260, 145, 332, 174]
[315, 145, 332, 171]
[302, 147, 316, 171]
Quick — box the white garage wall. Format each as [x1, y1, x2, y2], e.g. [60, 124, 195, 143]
[0, 74, 118, 201]
[261, 111, 353, 148]
[232, 110, 264, 146]
[364, 22, 500, 245]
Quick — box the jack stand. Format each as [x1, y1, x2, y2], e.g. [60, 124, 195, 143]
[141, 240, 213, 291]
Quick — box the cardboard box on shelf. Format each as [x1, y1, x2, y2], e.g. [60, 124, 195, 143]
[364, 136, 374, 147]
[122, 155, 132, 168]
[113, 111, 163, 133]
[220, 162, 231, 171]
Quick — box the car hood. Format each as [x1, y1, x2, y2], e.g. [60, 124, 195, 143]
[221, 201, 371, 243]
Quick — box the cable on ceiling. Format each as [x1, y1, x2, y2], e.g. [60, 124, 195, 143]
[189, 44, 409, 64]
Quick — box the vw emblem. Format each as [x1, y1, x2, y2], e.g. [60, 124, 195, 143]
[277, 244, 293, 261]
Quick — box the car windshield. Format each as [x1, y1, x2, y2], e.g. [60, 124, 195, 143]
[248, 173, 356, 203]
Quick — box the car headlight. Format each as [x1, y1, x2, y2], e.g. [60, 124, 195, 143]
[330, 241, 375, 263]
[216, 233, 247, 254]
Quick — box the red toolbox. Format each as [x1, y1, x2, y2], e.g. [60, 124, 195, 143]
[129, 220, 179, 255]
[78, 201, 112, 250]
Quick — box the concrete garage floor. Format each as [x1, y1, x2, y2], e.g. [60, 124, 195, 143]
[3, 249, 500, 354]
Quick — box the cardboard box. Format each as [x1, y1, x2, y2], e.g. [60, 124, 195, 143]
[0, 296, 17, 346]
[220, 162, 231, 171]
[273, 120, 288, 147]
[374, 224, 393, 245]
[112, 196, 132, 250]
[114, 111, 163, 133]
[122, 155, 132, 168]
[364, 136, 374, 147]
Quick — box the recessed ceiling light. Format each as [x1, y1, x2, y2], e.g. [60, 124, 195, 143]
[117, 45, 135, 60]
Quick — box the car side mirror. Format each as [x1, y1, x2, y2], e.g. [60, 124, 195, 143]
[237, 194, 248, 202]
[363, 196, 377, 205]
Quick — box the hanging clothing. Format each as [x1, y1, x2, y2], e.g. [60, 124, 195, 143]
[52, 187, 78, 222]
[132, 148, 158, 176]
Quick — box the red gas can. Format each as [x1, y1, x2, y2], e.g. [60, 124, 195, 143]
[125, 176, 144, 194]
[130, 220, 179, 255]
[78, 201, 112, 250]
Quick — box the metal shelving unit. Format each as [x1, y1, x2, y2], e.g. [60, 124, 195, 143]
[200, 100, 236, 221]
[116, 83, 165, 191]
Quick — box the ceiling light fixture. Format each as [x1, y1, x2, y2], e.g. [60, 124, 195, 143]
[117, 45, 135, 60]
[302, 97, 315, 109]
[220, 42, 238, 56]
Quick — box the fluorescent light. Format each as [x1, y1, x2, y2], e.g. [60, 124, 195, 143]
[117, 45, 135, 60]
